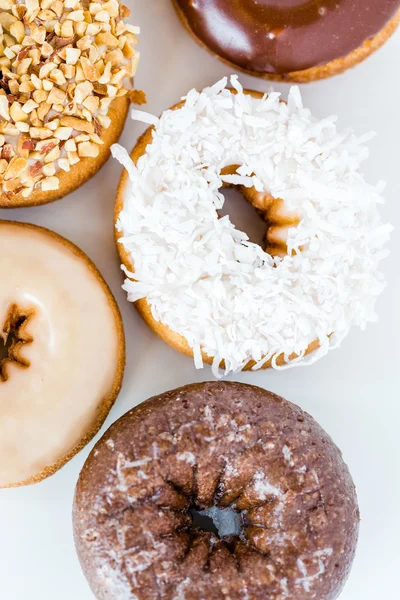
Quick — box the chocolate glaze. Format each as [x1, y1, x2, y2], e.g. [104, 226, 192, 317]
[175, 0, 399, 73]
[74, 382, 359, 600]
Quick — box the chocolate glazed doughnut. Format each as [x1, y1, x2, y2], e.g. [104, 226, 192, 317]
[173, 0, 400, 82]
[73, 382, 359, 600]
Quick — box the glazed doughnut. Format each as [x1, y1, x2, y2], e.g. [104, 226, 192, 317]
[0, 221, 125, 488]
[0, 0, 139, 208]
[173, 0, 400, 82]
[73, 381, 360, 600]
[113, 77, 391, 376]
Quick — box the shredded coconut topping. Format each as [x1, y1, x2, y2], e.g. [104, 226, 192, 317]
[114, 76, 391, 376]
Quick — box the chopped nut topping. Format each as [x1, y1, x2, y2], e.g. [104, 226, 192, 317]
[29, 127, 53, 140]
[77, 140, 99, 157]
[4, 156, 28, 180]
[128, 89, 147, 106]
[41, 175, 59, 190]
[0, 0, 139, 199]
[0, 96, 10, 120]
[60, 115, 94, 133]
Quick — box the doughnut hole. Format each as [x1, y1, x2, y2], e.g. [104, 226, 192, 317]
[190, 505, 242, 537]
[220, 165, 300, 258]
[219, 186, 267, 247]
[190, 507, 219, 535]
[0, 304, 33, 382]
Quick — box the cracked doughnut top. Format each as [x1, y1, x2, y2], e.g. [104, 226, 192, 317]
[0, 221, 124, 487]
[73, 381, 359, 600]
[114, 77, 391, 376]
[0, 0, 139, 202]
[174, 0, 400, 75]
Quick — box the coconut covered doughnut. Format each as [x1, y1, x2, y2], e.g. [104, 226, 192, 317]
[0, 221, 125, 488]
[173, 0, 400, 83]
[73, 382, 360, 600]
[0, 0, 140, 208]
[113, 77, 391, 376]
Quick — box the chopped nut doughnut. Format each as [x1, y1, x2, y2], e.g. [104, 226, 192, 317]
[0, 0, 140, 205]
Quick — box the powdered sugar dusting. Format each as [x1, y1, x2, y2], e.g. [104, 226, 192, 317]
[296, 548, 333, 592]
[280, 577, 289, 598]
[282, 445, 294, 466]
[114, 76, 390, 376]
[96, 562, 138, 600]
[177, 451, 196, 465]
[173, 578, 191, 600]
[252, 470, 283, 499]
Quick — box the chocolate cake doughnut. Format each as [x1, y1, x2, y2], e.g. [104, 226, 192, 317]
[0, 0, 139, 208]
[173, 0, 400, 82]
[73, 382, 359, 600]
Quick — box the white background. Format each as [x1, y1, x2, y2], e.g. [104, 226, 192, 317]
[1, 1, 399, 598]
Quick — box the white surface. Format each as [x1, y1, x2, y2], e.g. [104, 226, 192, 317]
[0, 1, 399, 598]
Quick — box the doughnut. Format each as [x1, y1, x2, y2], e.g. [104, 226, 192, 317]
[0, 221, 125, 488]
[113, 77, 391, 376]
[173, 0, 400, 82]
[73, 381, 360, 600]
[0, 0, 139, 208]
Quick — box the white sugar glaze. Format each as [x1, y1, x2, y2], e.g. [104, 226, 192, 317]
[0, 222, 122, 486]
[114, 76, 391, 376]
